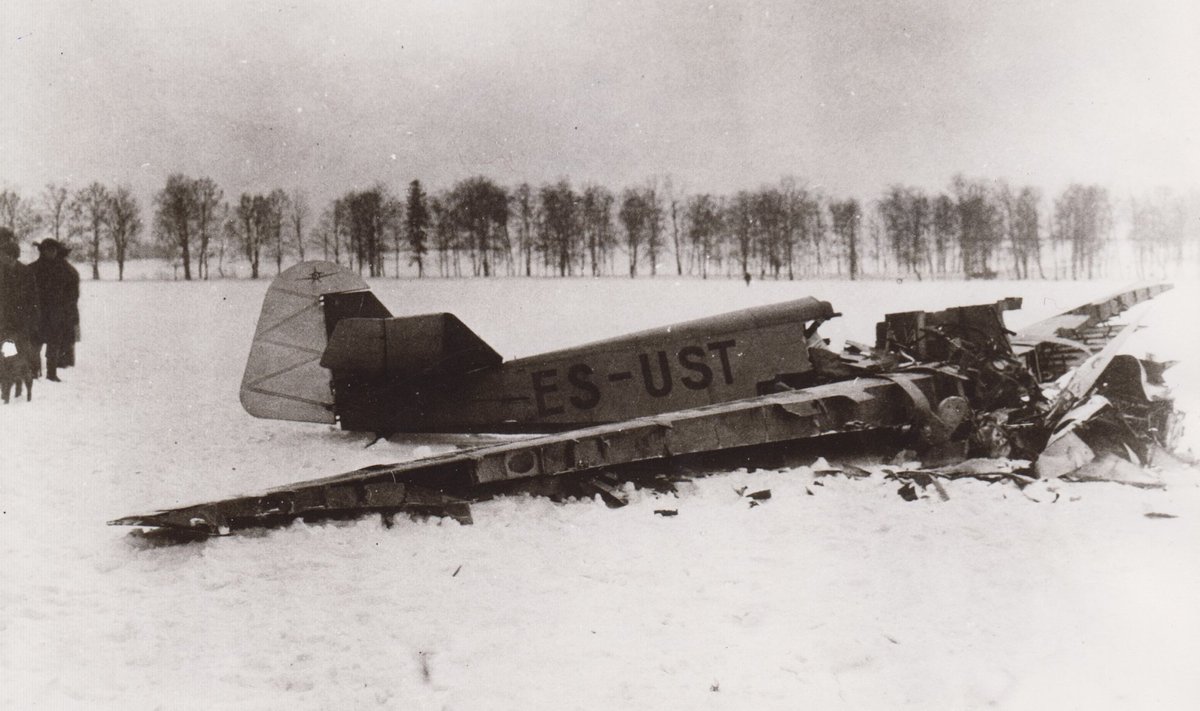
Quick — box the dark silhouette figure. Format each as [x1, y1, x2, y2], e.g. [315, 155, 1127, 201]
[31, 238, 79, 382]
[0, 228, 40, 376]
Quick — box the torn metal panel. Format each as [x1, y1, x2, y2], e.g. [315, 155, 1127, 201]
[1037, 349, 1179, 480]
[1036, 429, 1100, 479]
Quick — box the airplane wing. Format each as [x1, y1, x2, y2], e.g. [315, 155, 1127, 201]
[111, 368, 964, 537]
[1011, 283, 1172, 382]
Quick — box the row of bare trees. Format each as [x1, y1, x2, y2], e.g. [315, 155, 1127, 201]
[157, 178, 311, 281]
[395, 175, 1195, 281]
[2, 176, 1196, 280]
[0, 182, 143, 279]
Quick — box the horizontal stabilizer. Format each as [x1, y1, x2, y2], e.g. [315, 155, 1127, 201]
[321, 313, 502, 379]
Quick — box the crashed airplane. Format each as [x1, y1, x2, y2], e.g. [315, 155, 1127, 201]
[111, 262, 1179, 539]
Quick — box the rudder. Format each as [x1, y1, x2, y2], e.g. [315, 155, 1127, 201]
[239, 261, 389, 423]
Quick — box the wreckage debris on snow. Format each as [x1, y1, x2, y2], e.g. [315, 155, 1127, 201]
[110, 282, 1184, 540]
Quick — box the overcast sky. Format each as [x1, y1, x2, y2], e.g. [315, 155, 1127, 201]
[3, 0, 1198, 208]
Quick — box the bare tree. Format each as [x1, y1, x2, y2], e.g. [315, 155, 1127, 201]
[580, 184, 615, 276]
[511, 183, 536, 276]
[430, 194, 456, 277]
[685, 194, 721, 279]
[867, 209, 887, 275]
[830, 198, 861, 280]
[42, 183, 71, 242]
[405, 180, 430, 277]
[192, 178, 223, 280]
[1011, 186, 1044, 279]
[539, 180, 579, 276]
[1053, 184, 1111, 280]
[383, 195, 404, 277]
[72, 182, 111, 280]
[288, 189, 310, 262]
[236, 193, 268, 279]
[266, 189, 288, 275]
[727, 191, 755, 278]
[618, 189, 648, 277]
[448, 177, 509, 277]
[344, 187, 388, 276]
[784, 186, 825, 276]
[107, 185, 143, 281]
[952, 175, 1003, 278]
[752, 187, 788, 278]
[217, 207, 235, 277]
[643, 183, 664, 276]
[0, 189, 20, 232]
[154, 174, 198, 280]
[315, 198, 347, 264]
[931, 194, 956, 276]
[878, 185, 930, 278]
[1130, 189, 1188, 278]
[663, 176, 685, 276]
[0, 188, 41, 241]
[779, 177, 806, 279]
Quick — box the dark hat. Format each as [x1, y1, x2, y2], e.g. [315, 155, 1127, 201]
[33, 238, 68, 254]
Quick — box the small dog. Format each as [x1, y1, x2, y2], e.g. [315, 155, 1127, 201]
[0, 340, 33, 404]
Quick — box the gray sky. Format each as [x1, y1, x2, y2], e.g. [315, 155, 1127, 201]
[3, 0, 1198, 209]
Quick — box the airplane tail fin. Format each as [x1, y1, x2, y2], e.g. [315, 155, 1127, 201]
[240, 260, 502, 431]
[240, 261, 389, 424]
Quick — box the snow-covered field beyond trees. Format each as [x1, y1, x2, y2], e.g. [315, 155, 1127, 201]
[2, 272, 1199, 710]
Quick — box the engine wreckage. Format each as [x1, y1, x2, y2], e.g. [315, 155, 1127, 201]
[110, 261, 1180, 540]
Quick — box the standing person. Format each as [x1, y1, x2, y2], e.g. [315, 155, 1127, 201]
[0, 228, 39, 368]
[31, 238, 79, 382]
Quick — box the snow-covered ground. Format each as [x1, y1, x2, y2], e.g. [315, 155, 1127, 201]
[2, 274, 1198, 710]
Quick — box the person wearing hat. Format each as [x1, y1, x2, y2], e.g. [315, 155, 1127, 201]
[0, 227, 40, 370]
[31, 237, 80, 382]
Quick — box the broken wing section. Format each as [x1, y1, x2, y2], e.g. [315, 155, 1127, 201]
[240, 261, 385, 424]
[112, 371, 950, 537]
[1012, 283, 1173, 382]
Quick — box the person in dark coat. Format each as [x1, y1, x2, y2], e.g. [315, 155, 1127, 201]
[0, 228, 40, 369]
[30, 237, 79, 382]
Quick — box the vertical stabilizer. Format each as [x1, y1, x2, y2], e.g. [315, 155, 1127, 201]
[240, 261, 382, 423]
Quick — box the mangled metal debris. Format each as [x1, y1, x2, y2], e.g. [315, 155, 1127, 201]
[109, 265, 1181, 540]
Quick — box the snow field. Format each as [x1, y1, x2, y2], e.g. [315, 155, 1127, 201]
[1, 275, 1198, 709]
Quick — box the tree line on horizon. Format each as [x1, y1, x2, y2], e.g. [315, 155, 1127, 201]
[0, 174, 1196, 281]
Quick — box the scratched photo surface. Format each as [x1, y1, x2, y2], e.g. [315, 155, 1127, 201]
[3, 1, 1199, 709]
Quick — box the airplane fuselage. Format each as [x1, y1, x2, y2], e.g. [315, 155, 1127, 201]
[334, 299, 834, 433]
